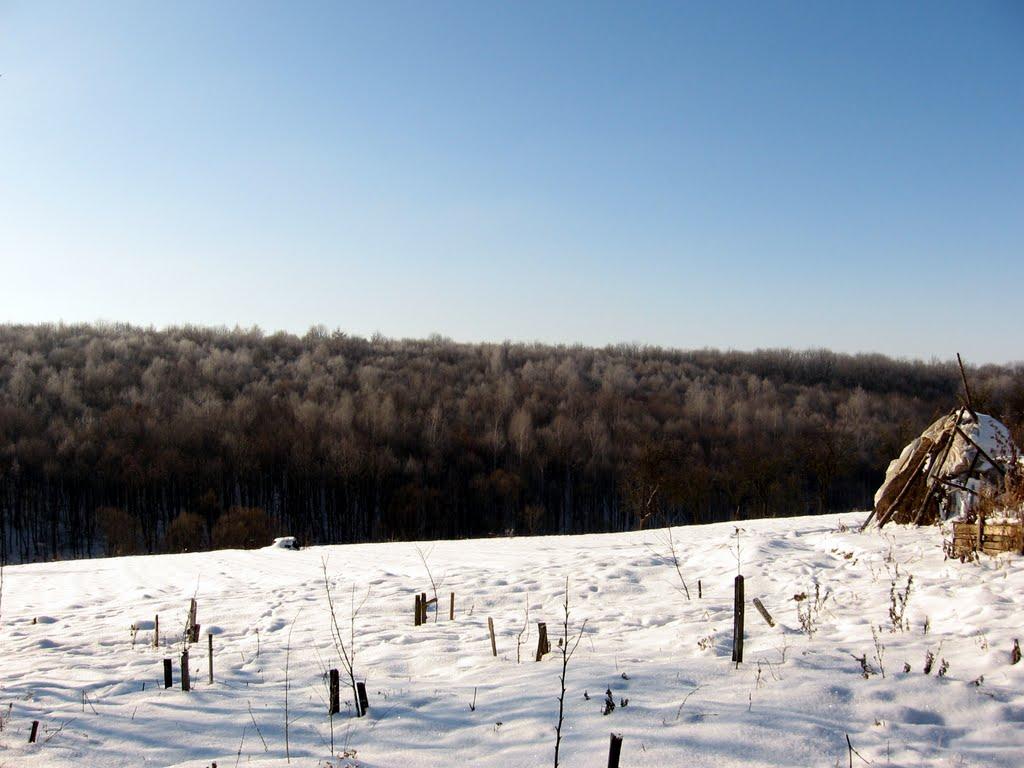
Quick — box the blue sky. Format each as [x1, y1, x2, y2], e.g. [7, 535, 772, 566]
[1, 1, 1022, 361]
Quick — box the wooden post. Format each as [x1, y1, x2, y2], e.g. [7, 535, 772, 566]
[356, 681, 369, 713]
[732, 575, 744, 664]
[29, 720, 39, 743]
[420, 592, 428, 624]
[181, 650, 191, 692]
[163, 658, 173, 689]
[207, 632, 214, 684]
[488, 617, 497, 657]
[154, 614, 159, 648]
[608, 733, 623, 768]
[535, 622, 550, 661]
[328, 669, 340, 714]
[698, 579, 702, 599]
[414, 594, 422, 626]
[752, 597, 775, 627]
[188, 598, 198, 643]
[450, 592, 455, 621]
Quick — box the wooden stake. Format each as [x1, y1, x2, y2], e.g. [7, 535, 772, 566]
[329, 669, 340, 715]
[153, 614, 159, 648]
[181, 650, 190, 692]
[698, 579, 702, 599]
[487, 617, 497, 657]
[414, 594, 422, 627]
[29, 720, 39, 743]
[752, 597, 774, 627]
[732, 575, 744, 665]
[420, 592, 428, 624]
[535, 621, 550, 661]
[607, 732, 623, 768]
[356, 681, 369, 713]
[188, 598, 198, 643]
[207, 632, 214, 684]
[450, 592, 455, 621]
[163, 658, 173, 689]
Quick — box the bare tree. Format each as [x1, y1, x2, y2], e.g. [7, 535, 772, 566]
[553, 578, 587, 768]
[322, 558, 368, 715]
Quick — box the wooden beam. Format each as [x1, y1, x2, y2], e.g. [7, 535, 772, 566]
[954, 425, 1006, 476]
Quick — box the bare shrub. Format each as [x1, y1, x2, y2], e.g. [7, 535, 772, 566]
[211, 507, 275, 549]
[163, 511, 206, 553]
[96, 506, 143, 556]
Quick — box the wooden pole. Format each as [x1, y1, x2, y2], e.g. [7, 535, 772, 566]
[414, 594, 421, 626]
[356, 681, 369, 713]
[181, 650, 190, 692]
[450, 592, 455, 621]
[207, 632, 214, 684]
[329, 669, 340, 715]
[163, 658, 173, 689]
[752, 597, 774, 627]
[732, 575, 744, 664]
[420, 592, 428, 624]
[955, 425, 1006, 477]
[29, 720, 39, 743]
[153, 614, 159, 648]
[957, 353, 977, 419]
[607, 733, 623, 768]
[698, 579, 702, 599]
[488, 617, 497, 657]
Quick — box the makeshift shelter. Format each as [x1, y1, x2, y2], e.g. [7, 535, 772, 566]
[865, 408, 1018, 529]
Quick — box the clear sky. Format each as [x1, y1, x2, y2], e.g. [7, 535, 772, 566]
[1, 1, 1022, 362]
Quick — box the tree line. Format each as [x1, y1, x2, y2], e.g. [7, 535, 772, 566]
[1, 322, 1021, 563]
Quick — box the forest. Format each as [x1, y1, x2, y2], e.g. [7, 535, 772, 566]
[1, 322, 1021, 563]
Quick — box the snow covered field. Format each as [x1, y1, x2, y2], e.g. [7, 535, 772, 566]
[2, 513, 1023, 767]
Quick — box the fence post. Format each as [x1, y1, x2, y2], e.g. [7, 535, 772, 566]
[415, 594, 421, 626]
[356, 681, 369, 713]
[420, 592, 428, 624]
[450, 592, 455, 621]
[29, 720, 39, 743]
[208, 632, 214, 684]
[181, 650, 191, 692]
[163, 658, 173, 689]
[329, 669, 340, 715]
[608, 732, 623, 768]
[732, 575, 745, 664]
[153, 614, 159, 648]
[488, 617, 497, 657]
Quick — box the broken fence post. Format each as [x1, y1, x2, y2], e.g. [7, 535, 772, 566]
[29, 720, 39, 743]
[488, 617, 497, 657]
[188, 598, 199, 643]
[752, 597, 775, 627]
[732, 574, 744, 665]
[535, 621, 550, 661]
[357, 681, 369, 713]
[329, 669, 340, 715]
[163, 658, 173, 689]
[181, 650, 191, 692]
[608, 732, 623, 768]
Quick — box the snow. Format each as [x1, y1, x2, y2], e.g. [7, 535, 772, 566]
[2, 514, 1024, 767]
